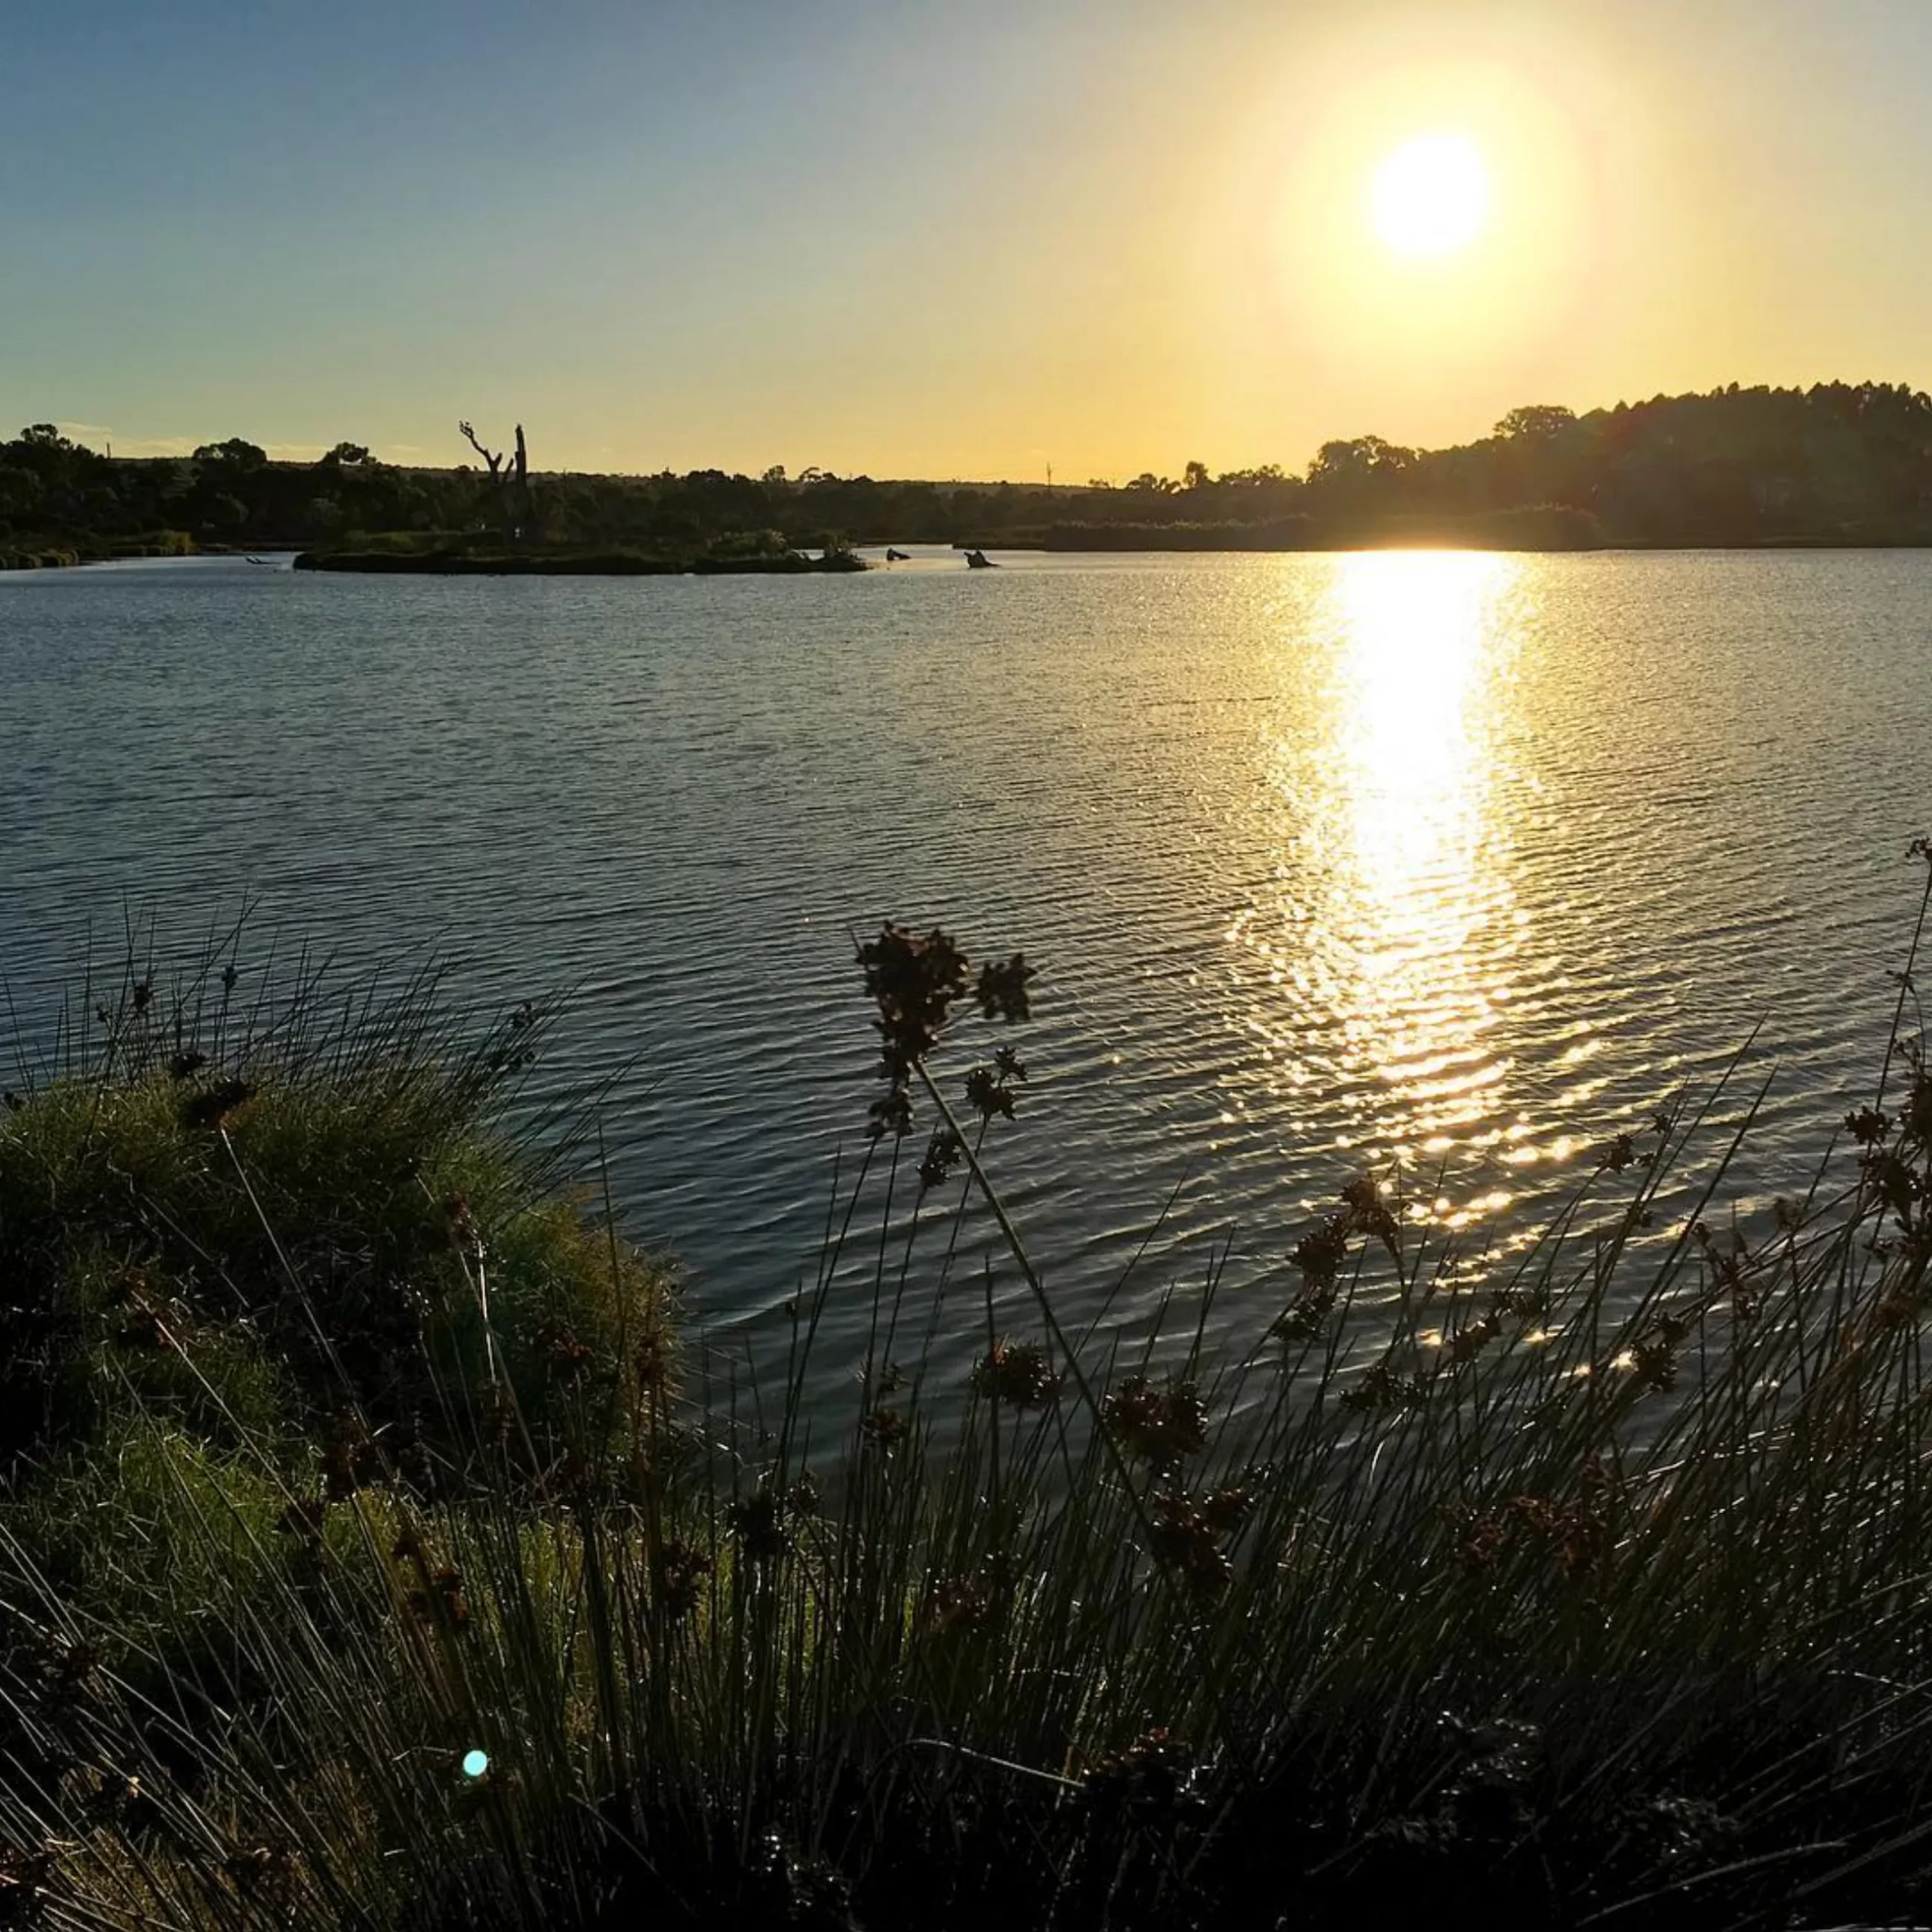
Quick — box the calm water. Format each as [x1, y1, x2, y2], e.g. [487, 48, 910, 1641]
[2, 549, 1927, 1394]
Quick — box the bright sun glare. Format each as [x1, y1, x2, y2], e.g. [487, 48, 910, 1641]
[1370, 134, 1491, 259]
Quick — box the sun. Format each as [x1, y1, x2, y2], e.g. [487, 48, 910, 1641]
[1370, 134, 1491, 259]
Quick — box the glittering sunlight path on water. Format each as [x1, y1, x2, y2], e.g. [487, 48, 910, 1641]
[1233, 552, 1526, 1232]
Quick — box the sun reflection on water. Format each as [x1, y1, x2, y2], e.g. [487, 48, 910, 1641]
[1237, 550, 1530, 1231]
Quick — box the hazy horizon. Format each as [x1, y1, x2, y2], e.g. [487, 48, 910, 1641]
[25, 370, 1926, 491]
[6, 0, 1929, 480]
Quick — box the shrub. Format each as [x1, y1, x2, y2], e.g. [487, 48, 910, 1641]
[0, 949, 675, 1493]
[701, 527, 793, 561]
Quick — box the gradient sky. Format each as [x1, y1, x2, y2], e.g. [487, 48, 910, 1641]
[4, 0, 1928, 478]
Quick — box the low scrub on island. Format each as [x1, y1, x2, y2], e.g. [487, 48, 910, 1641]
[293, 533, 867, 576]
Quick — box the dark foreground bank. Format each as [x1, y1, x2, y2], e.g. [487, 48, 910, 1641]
[5, 858, 1932, 1928]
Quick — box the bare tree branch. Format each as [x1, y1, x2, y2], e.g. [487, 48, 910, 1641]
[457, 421, 504, 475]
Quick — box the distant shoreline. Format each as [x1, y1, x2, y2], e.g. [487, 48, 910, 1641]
[9, 380, 1932, 572]
[14, 537, 1932, 578]
[1026, 530, 1932, 555]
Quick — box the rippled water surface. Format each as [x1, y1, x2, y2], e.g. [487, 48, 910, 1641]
[3, 549, 1927, 1390]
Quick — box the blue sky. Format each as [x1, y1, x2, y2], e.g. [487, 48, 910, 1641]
[5, 0, 1929, 476]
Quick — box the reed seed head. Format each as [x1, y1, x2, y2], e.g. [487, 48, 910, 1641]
[1103, 1375, 1208, 1469]
[972, 1339, 1063, 1410]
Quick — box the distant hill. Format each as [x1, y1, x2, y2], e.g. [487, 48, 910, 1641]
[4, 382, 1929, 567]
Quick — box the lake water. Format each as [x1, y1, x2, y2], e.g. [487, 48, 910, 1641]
[2, 549, 1927, 1400]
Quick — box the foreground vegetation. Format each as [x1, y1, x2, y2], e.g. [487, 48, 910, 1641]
[5, 379, 1930, 569]
[4, 856, 1932, 1927]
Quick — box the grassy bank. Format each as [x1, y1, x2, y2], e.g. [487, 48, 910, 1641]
[1, 532, 199, 571]
[4, 860, 1932, 1927]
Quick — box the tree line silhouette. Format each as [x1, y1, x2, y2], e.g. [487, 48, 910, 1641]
[3, 380, 1929, 565]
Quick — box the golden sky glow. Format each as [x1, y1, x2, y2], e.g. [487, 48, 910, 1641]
[8, 0, 1930, 475]
[1209, 32, 1609, 457]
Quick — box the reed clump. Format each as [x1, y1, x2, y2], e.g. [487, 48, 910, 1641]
[0, 945, 675, 1702]
[3, 853, 1932, 1930]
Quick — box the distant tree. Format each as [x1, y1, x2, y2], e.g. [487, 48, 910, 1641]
[1494, 405, 1578, 442]
[1182, 460, 1213, 491]
[4, 426, 95, 520]
[192, 438, 267, 469]
[1307, 436, 1414, 483]
[760, 463, 789, 488]
[0, 465, 44, 523]
[459, 420, 532, 543]
[318, 441, 372, 468]
[1303, 437, 1417, 525]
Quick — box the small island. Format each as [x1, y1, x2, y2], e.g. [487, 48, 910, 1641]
[293, 544, 869, 576]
